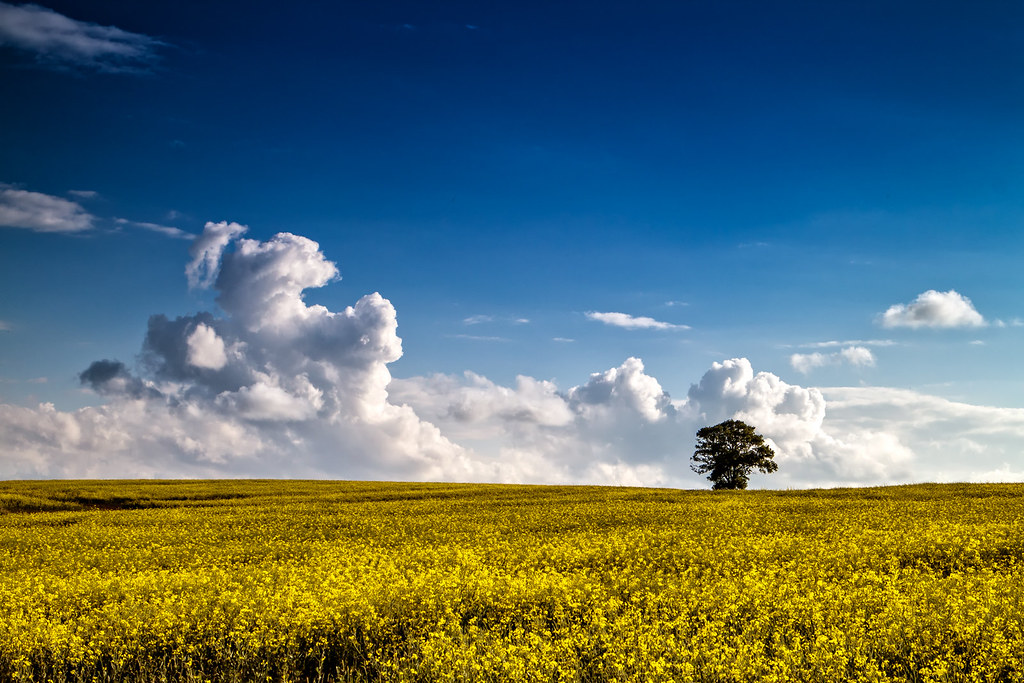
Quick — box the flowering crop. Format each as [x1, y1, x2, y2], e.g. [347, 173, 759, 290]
[1, 480, 1023, 681]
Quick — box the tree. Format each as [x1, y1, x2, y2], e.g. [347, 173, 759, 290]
[691, 419, 777, 490]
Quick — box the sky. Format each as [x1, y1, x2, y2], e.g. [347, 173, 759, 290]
[1, 0, 1023, 487]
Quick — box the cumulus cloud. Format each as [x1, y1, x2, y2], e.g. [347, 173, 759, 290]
[790, 346, 876, 374]
[1, 224, 1022, 487]
[840, 346, 875, 366]
[78, 359, 157, 399]
[820, 387, 1024, 483]
[185, 221, 247, 289]
[0, 184, 94, 232]
[568, 358, 674, 423]
[0, 2, 164, 72]
[391, 357, 682, 485]
[394, 356, 923, 488]
[680, 358, 913, 485]
[586, 311, 689, 330]
[186, 324, 228, 370]
[881, 290, 986, 329]
[0, 222, 485, 480]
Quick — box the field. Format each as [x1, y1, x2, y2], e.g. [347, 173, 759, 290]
[1, 481, 1023, 682]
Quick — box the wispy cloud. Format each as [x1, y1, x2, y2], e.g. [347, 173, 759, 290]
[0, 320, 12, 332]
[449, 334, 511, 342]
[67, 189, 99, 199]
[553, 337, 575, 343]
[463, 315, 529, 326]
[115, 218, 193, 240]
[795, 339, 897, 349]
[880, 290, 986, 329]
[0, 1, 165, 72]
[791, 346, 876, 374]
[586, 311, 689, 331]
[0, 184, 94, 232]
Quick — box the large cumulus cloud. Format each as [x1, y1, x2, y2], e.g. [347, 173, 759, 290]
[0, 222, 484, 481]
[1, 223, 1022, 487]
[392, 357, 919, 487]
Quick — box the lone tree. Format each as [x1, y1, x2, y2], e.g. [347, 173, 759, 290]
[691, 419, 777, 490]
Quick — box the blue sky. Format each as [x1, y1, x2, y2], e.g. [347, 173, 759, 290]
[1, 1, 1023, 485]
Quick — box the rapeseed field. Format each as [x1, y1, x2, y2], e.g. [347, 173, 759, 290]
[0, 480, 1022, 682]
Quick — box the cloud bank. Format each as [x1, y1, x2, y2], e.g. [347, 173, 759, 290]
[1, 224, 1022, 487]
[0, 1, 163, 72]
[881, 290, 985, 328]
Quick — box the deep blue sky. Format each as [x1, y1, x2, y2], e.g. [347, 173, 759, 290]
[2, 0, 1023, 411]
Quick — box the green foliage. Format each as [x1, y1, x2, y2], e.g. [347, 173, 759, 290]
[691, 419, 777, 490]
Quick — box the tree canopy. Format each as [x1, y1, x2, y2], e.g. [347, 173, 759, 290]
[691, 419, 777, 490]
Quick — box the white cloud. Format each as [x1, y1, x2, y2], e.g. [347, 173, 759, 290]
[681, 359, 913, 485]
[463, 315, 529, 326]
[186, 324, 228, 370]
[116, 218, 193, 240]
[840, 346, 875, 366]
[881, 290, 986, 329]
[568, 357, 673, 423]
[449, 334, 510, 342]
[185, 221, 247, 289]
[393, 355, 925, 488]
[214, 374, 322, 422]
[586, 311, 689, 330]
[797, 339, 896, 349]
[0, 320, 11, 332]
[0, 185, 94, 232]
[0, 2, 163, 72]
[791, 346, 876, 374]
[0, 222, 484, 480]
[391, 357, 681, 485]
[790, 352, 829, 374]
[1, 224, 1022, 487]
[67, 190, 98, 199]
[820, 386, 1024, 483]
